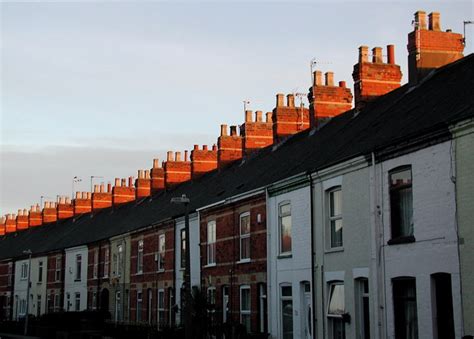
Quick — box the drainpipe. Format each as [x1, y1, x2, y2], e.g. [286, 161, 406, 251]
[307, 171, 317, 339]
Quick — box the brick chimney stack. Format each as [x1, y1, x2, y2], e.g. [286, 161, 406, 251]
[191, 144, 218, 179]
[150, 159, 165, 194]
[352, 44, 403, 110]
[112, 177, 136, 205]
[29, 204, 43, 227]
[16, 209, 29, 230]
[135, 170, 151, 198]
[92, 183, 113, 210]
[241, 110, 274, 155]
[217, 124, 243, 169]
[272, 93, 310, 143]
[5, 213, 17, 233]
[74, 191, 92, 215]
[57, 196, 74, 220]
[308, 70, 353, 128]
[408, 10, 464, 84]
[0, 217, 5, 236]
[42, 201, 58, 223]
[164, 151, 192, 189]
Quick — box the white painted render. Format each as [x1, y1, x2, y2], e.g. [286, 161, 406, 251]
[378, 141, 463, 339]
[267, 185, 313, 339]
[13, 256, 48, 319]
[64, 245, 88, 311]
[175, 214, 201, 325]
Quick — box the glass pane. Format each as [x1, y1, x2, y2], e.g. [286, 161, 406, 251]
[280, 204, 291, 216]
[331, 219, 343, 248]
[241, 288, 250, 311]
[242, 314, 251, 333]
[282, 299, 293, 339]
[390, 168, 412, 187]
[281, 286, 292, 297]
[241, 237, 250, 260]
[330, 189, 342, 217]
[328, 284, 345, 315]
[241, 215, 250, 235]
[333, 318, 346, 339]
[281, 215, 292, 253]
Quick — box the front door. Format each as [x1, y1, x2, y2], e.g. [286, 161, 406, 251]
[222, 286, 229, 323]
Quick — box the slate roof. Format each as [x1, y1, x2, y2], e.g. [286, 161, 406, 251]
[1, 54, 473, 261]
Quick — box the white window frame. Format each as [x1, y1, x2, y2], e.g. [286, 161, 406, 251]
[55, 255, 62, 282]
[239, 212, 251, 262]
[7, 262, 13, 286]
[116, 244, 123, 277]
[158, 289, 165, 328]
[280, 284, 293, 339]
[180, 228, 186, 269]
[355, 278, 370, 339]
[137, 240, 144, 274]
[327, 187, 343, 249]
[75, 254, 82, 281]
[93, 248, 99, 279]
[240, 285, 251, 333]
[103, 248, 109, 278]
[327, 282, 346, 339]
[92, 291, 97, 311]
[207, 220, 216, 266]
[20, 262, 28, 280]
[136, 290, 143, 322]
[158, 234, 165, 271]
[74, 292, 81, 311]
[278, 202, 292, 255]
[38, 260, 43, 283]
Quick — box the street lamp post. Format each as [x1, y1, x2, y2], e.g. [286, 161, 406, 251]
[23, 249, 32, 336]
[170, 194, 191, 339]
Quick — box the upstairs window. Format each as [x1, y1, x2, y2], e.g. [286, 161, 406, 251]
[207, 221, 216, 265]
[137, 240, 144, 274]
[7, 262, 12, 286]
[240, 212, 251, 261]
[180, 229, 186, 269]
[103, 248, 109, 278]
[38, 261, 43, 283]
[279, 203, 292, 255]
[20, 262, 28, 280]
[55, 255, 62, 282]
[389, 166, 414, 242]
[116, 244, 123, 277]
[158, 234, 165, 271]
[75, 254, 82, 281]
[93, 249, 99, 279]
[328, 187, 343, 248]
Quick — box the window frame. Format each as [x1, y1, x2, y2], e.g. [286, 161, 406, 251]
[280, 284, 293, 339]
[327, 187, 343, 249]
[137, 240, 144, 274]
[158, 234, 166, 271]
[207, 220, 216, 266]
[180, 228, 186, 269]
[75, 254, 82, 281]
[136, 290, 143, 322]
[103, 248, 109, 278]
[239, 212, 251, 262]
[93, 248, 99, 279]
[38, 260, 43, 283]
[74, 292, 81, 311]
[158, 289, 166, 328]
[327, 282, 346, 339]
[392, 277, 418, 339]
[55, 255, 62, 282]
[240, 285, 251, 333]
[388, 166, 415, 244]
[20, 262, 28, 280]
[278, 202, 292, 256]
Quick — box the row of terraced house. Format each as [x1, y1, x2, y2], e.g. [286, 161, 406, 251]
[1, 11, 473, 339]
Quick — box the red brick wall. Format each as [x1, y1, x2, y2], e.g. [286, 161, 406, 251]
[29, 211, 42, 227]
[165, 159, 192, 189]
[241, 111, 273, 155]
[16, 215, 29, 230]
[191, 145, 218, 179]
[200, 194, 267, 333]
[57, 203, 74, 220]
[218, 125, 243, 169]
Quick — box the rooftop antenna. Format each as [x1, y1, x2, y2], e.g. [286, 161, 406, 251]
[243, 100, 250, 112]
[464, 20, 473, 45]
[293, 90, 307, 129]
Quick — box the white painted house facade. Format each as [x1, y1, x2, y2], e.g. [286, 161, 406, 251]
[267, 181, 313, 339]
[377, 141, 462, 339]
[13, 256, 48, 319]
[64, 245, 88, 312]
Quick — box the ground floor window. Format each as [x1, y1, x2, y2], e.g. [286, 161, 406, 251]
[431, 273, 454, 339]
[393, 278, 418, 339]
[240, 285, 251, 333]
[328, 283, 345, 339]
[158, 289, 165, 328]
[355, 278, 370, 339]
[281, 284, 293, 339]
[136, 290, 143, 322]
[74, 293, 80, 311]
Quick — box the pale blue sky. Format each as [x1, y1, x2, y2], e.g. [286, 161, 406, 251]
[1, 1, 472, 214]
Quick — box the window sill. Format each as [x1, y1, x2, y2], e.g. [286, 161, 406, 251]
[387, 235, 415, 245]
[74, 279, 82, 282]
[325, 247, 344, 254]
[237, 259, 251, 264]
[277, 254, 292, 259]
[203, 263, 216, 268]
